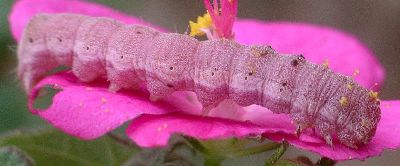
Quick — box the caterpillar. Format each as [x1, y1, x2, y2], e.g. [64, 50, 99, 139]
[18, 13, 381, 149]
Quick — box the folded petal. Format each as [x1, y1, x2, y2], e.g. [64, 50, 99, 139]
[126, 101, 400, 161]
[233, 20, 385, 89]
[28, 72, 197, 139]
[9, 0, 166, 41]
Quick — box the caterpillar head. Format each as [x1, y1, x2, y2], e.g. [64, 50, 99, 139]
[338, 97, 381, 148]
[146, 33, 198, 99]
[46, 14, 87, 66]
[17, 14, 51, 91]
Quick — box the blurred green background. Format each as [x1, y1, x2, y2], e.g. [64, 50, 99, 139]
[0, 0, 399, 165]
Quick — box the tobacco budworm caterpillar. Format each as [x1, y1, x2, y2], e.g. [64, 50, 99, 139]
[18, 13, 381, 149]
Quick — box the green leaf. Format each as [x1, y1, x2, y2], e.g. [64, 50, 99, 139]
[265, 141, 288, 166]
[123, 135, 203, 166]
[0, 129, 137, 166]
[271, 160, 300, 166]
[0, 146, 34, 166]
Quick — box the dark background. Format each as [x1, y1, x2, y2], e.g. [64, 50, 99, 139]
[0, 0, 399, 165]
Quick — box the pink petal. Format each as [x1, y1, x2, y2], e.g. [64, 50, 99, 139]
[126, 113, 266, 147]
[28, 72, 197, 139]
[9, 0, 166, 41]
[234, 20, 385, 89]
[126, 101, 400, 161]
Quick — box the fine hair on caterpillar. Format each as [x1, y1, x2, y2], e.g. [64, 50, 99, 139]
[18, 13, 381, 149]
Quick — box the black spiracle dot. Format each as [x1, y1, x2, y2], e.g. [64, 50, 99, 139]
[279, 88, 283, 92]
[282, 82, 287, 86]
[135, 31, 142, 34]
[167, 84, 174, 88]
[169, 66, 174, 70]
[211, 72, 215, 76]
[248, 72, 253, 76]
[28, 38, 33, 43]
[120, 56, 124, 59]
[86, 46, 89, 50]
[57, 37, 62, 42]
[244, 76, 248, 80]
[291, 59, 299, 67]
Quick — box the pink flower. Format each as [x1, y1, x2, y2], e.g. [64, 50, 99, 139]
[203, 0, 238, 39]
[9, 0, 400, 161]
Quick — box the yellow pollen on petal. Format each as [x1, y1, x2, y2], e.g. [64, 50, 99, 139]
[189, 12, 212, 37]
[353, 68, 360, 76]
[339, 96, 349, 107]
[101, 97, 107, 103]
[322, 59, 330, 69]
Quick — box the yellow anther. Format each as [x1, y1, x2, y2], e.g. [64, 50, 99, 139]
[189, 12, 212, 37]
[101, 97, 107, 103]
[339, 96, 349, 107]
[353, 69, 360, 76]
[322, 59, 329, 69]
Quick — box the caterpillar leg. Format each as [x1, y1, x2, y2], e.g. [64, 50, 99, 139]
[72, 58, 105, 82]
[315, 117, 335, 147]
[201, 104, 217, 116]
[324, 134, 333, 147]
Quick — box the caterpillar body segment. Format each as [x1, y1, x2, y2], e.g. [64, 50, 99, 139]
[18, 13, 380, 148]
[106, 24, 160, 92]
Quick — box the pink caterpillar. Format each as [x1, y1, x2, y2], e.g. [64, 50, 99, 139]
[18, 13, 380, 149]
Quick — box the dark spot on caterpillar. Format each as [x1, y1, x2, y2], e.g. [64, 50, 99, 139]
[282, 82, 287, 86]
[86, 46, 89, 50]
[166, 84, 174, 88]
[279, 88, 283, 92]
[29, 38, 33, 43]
[135, 31, 142, 34]
[248, 72, 253, 76]
[120, 56, 123, 59]
[291, 59, 299, 67]
[298, 54, 305, 60]
[169, 66, 174, 70]
[211, 72, 215, 76]
[291, 54, 306, 67]
[57, 37, 62, 42]
[244, 76, 248, 80]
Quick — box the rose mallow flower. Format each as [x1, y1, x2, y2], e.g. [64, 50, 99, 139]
[8, 0, 400, 161]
